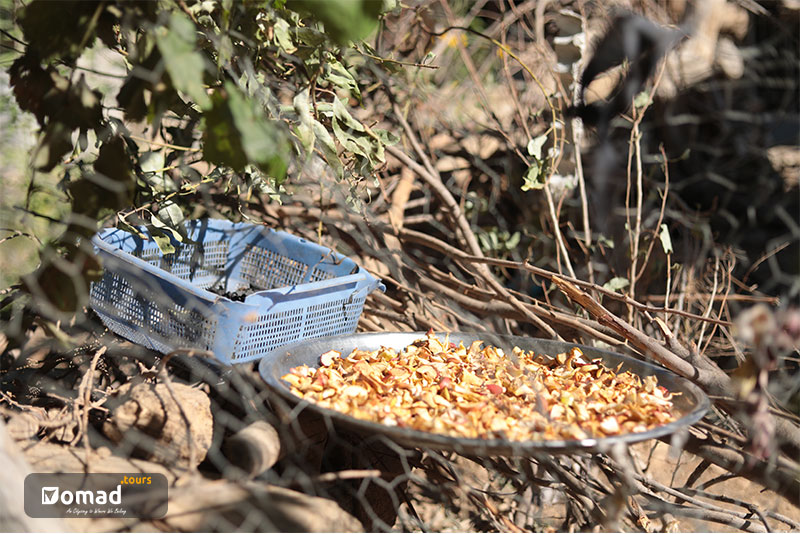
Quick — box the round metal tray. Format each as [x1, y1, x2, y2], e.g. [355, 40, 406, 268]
[258, 332, 709, 456]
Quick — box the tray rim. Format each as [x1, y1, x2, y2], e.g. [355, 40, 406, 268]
[258, 331, 710, 455]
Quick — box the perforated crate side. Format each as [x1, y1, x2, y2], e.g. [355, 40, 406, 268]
[91, 220, 385, 364]
[239, 244, 311, 290]
[228, 290, 368, 363]
[131, 240, 229, 290]
[230, 229, 354, 291]
[90, 262, 218, 354]
[242, 244, 340, 287]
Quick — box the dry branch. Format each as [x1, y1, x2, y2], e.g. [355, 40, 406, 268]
[386, 145, 484, 260]
[551, 276, 800, 461]
[673, 428, 800, 505]
[551, 276, 730, 393]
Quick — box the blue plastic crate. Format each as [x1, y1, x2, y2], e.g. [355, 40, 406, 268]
[89, 219, 384, 364]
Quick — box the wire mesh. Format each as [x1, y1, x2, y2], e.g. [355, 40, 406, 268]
[1, 0, 799, 532]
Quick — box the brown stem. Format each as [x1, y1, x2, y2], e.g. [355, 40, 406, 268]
[551, 275, 732, 396]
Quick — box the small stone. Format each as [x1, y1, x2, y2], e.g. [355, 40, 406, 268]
[102, 381, 213, 468]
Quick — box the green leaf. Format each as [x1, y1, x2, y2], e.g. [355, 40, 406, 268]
[148, 214, 184, 255]
[383, 0, 400, 12]
[156, 13, 211, 110]
[294, 27, 327, 48]
[226, 81, 289, 178]
[150, 231, 176, 256]
[216, 34, 234, 68]
[478, 232, 490, 252]
[331, 116, 362, 154]
[371, 136, 386, 164]
[331, 96, 387, 165]
[203, 82, 289, 178]
[634, 90, 650, 109]
[117, 220, 147, 240]
[521, 161, 544, 191]
[332, 116, 383, 166]
[273, 18, 297, 53]
[34, 122, 73, 172]
[372, 128, 400, 146]
[68, 137, 135, 222]
[286, 0, 384, 44]
[527, 134, 547, 160]
[293, 89, 315, 157]
[295, 122, 316, 158]
[603, 276, 630, 292]
[659, 223, 674, 255]
[332, 97, 365, 132]
[327, 59, 361, 101]
[311, 119, 344, 179]
[158, 201, 185, 228]
[506, 231, 521, 249]
[598, 234, 615, 249]
[203, 90, 247, 171]
[19, 0, 104, 61]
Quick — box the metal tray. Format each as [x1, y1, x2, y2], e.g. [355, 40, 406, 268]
[258, 332, 710, 456]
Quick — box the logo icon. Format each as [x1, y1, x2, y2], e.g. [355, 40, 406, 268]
[41, 487, 59, 505]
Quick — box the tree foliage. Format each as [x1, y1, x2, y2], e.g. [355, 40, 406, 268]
[5, 0, 398, 313]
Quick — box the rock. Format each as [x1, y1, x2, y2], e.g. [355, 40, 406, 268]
[102, 381, 213, 467]
[5, 414, 40, 441]
[161, 480, 363, 532]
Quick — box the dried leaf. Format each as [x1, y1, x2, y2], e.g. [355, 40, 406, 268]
[659, 223, 673, 255]
[282, 333, 677, 442]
